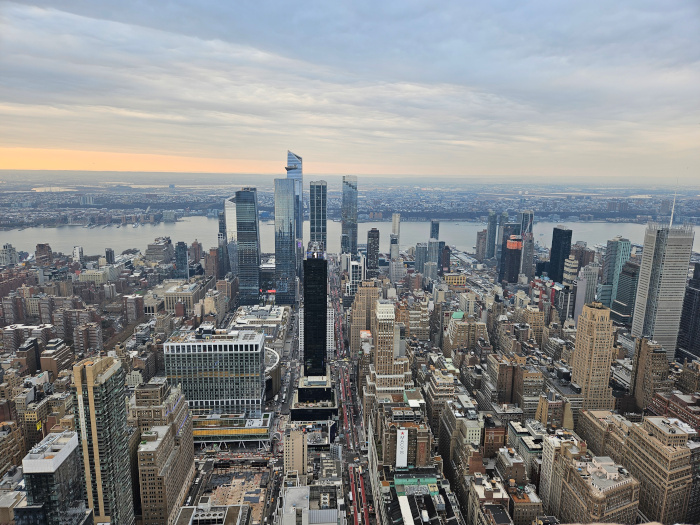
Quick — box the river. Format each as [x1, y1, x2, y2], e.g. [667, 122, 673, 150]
[2, 217, 698, 256]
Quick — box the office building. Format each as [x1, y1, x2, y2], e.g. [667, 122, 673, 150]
[428, 238, 440, 266]
[309, 180, 327, 248]
[430, 220, 440, 240]
[573, 263, 599, 322]
[519, 210, 534, 235]
[283, 426, 307, 477]
[475, 230, 488, 261]
[104, 248, 115, 265]
[415, 243, 428, 274]
[233, 188, 261, 305]
[389, 233, 399, 260]
[164, 325, 265, 416]
[520, 232, 535, 281]
[341, 175, 358, 255]
[175, 241, 188, 279]
[599, 236, 631, 307]
[285, 151, 303, 249]
[630, 338, 672, 412]
[303, 243, 327, 377]
[495, 212, 510, 262]
[486, 210, 498, 259]
[571, 303, 615, 411]
[366, 228, 380, 279]
[548, 226, 572, 284]
[558, 454, 639, 525]
[129, 378, 194, 525]
[632, 223, 694, 360]
[610, 261, 640, 326]
[499, 236, 522, 283]
[497, 222, 521, 277]
[19, 431, 91, 525]
[274, 178, 297, 304]
[392, 213, 401, 242]
[72, 246, 84, 264]
[677, 262, 700, 361]
[72, 357, 135, 525]
[624, 417, 693, 524]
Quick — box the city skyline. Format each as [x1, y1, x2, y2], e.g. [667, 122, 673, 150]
[1, 2, 698, 182]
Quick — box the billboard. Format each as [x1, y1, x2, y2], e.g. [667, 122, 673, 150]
[396, 428, 408, 468]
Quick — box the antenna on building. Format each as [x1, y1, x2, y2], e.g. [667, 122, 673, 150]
[669, 180, 678, 228]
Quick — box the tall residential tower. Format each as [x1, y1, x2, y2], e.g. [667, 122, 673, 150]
[341, 175, 358, 255]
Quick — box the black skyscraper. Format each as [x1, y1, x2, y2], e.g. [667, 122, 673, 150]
[175, 241, 188, 279]
[549, 226, 572, 284]
[303, 244, 327, 377]
[497, 222, 521, 280]
[677, 263, 700, 361]
[430, 220, 440, 240]
[610, 260, 640, 327]
[105, 248, 115, 265]
[486, 210, 498, 259]
[366, 228, 379, 279]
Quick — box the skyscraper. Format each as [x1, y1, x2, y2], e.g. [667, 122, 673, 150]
[430, 220, 440, 240]
[520, 232, 535, 280]
[303, 243, 327, 377]
[501, 235, 522, 283]
[632, 223, 694, 360]
[571, 302, 615, 411]
[309, 180, 327, 248]
[389, 234, 399, 261]
[19, 431, 91, 525]
[392, 213, 401, 242]
[427, 238, 440, 266]
[105, 247, 115, 265]
[475, 229, 488, 261]
[573, 263, 600, 322]
[285, 151, 303, 247]
[676, 262, 700, 361]
[549, 226, 572, 284]
[415, 243, 428, 274]
[599, 236, 631, 307]
[610, 260, 640, 326]
[233, 188, 261, 305]
[72, 357, 135, 525]
[366, 228, 380, 279]
[497, 221, 521, 278]
[495, 212, 510, 262]
[486, 210, 497, 259]
[341, 175, 358, 255]
[175, 241, 188, 279]
[274, 178, 297, 304]
[519, 210, 534, 235]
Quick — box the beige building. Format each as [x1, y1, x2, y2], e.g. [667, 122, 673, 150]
[571, 303, 615, 411]
[623, 417, 692, 524]
[350, 281, 379, 356]
[283, 426, 307, 478]
[129, 378, 195, 525]
[559, 454, 639, 524]
[630, 337, 672, 412]
[442, 311, 488, 358]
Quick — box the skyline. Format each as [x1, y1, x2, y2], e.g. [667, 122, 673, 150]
[1, 1, 699, 182]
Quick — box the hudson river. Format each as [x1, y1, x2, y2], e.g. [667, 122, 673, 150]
[2, 218, 698, 256]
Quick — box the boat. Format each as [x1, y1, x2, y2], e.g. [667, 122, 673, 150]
[133, 223, 139, 228]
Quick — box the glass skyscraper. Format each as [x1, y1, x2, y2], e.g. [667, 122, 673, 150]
[599, 236, 631, 307]
[486, 210, 498, 259]
[310, 180, 327, 248]
[285, 151, 303, 246]
[341, 175, 358, 255]
[549, 226, 572, 284]
[430, 220, 440, 240]
[234, 188, 261, 306]
[274, 178, 297, 304]
[175, 241, 188, 279]
[366, 228, 380, 279]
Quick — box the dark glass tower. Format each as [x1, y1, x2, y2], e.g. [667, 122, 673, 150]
[677, 262, 700, 360]
[549, 226, 572, 283]
[501, 236, 523, 283]
[430, 220, 440, 240]
[274, 179, 297, 304]
[366, 228, 380, 279]
[497, 222, 521, 279]
[234, 188, 261, 305]
[105, 248, 115, 265]
[303, 244, 327, 377]
[611, 260, 640, 326]
[285, 151, 303, 246]
[175, 241, 188, 279]
[341, 175, 358, 255]
[486, 210, 497, 259]
[309, 180, 327, 248]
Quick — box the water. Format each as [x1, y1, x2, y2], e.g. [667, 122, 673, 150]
[2, 218, 698, 256]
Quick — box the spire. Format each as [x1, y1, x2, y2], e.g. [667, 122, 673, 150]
[669, 183, 677, 228]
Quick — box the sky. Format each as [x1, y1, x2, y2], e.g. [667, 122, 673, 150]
[0, 1, 699, 182]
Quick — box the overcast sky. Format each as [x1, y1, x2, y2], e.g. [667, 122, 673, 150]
[0, 1, 698, 182]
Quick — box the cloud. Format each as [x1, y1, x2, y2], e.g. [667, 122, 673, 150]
[0, 0, 699, 180]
